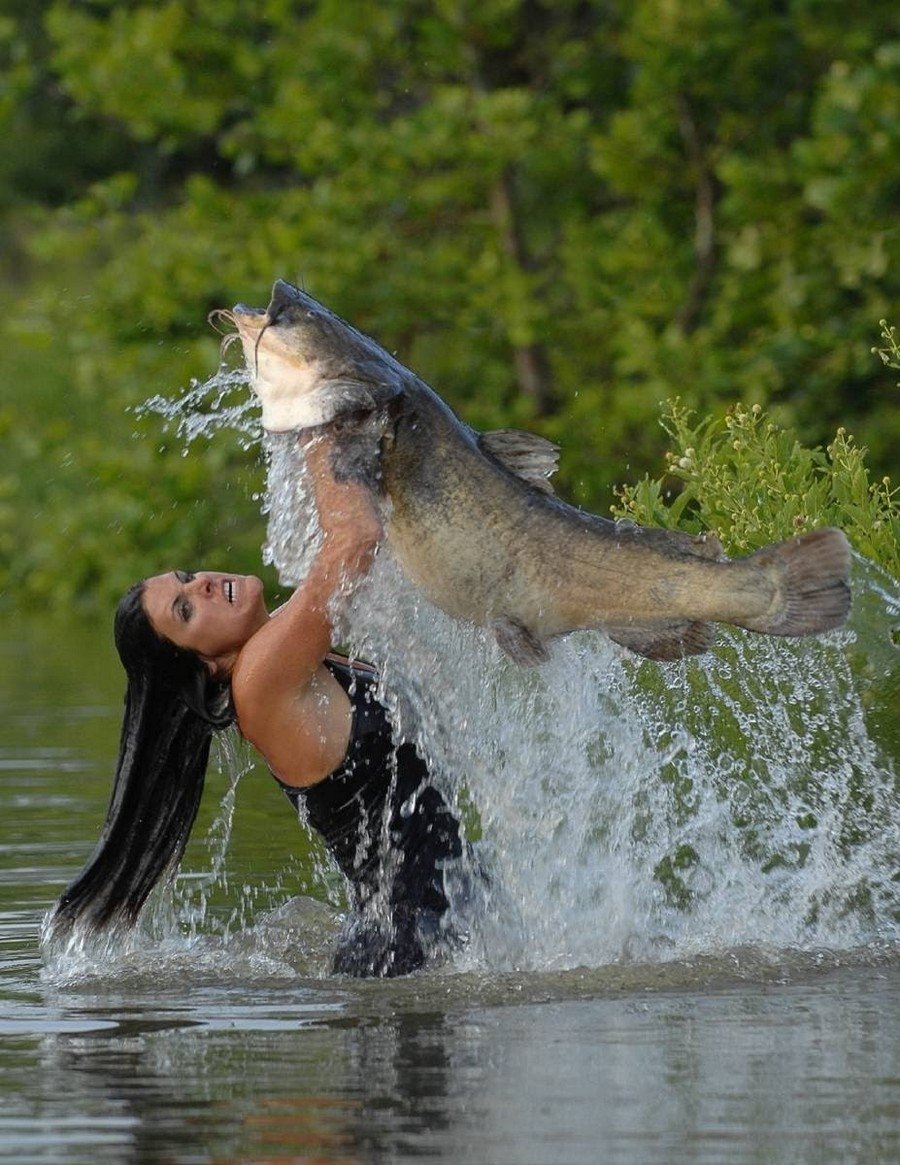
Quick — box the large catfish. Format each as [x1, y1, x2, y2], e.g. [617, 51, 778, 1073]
[223, 280, 850, 663]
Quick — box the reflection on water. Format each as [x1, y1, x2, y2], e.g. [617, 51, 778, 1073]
[2, 597, 899, 1161]
[6, 966, 900, 1164]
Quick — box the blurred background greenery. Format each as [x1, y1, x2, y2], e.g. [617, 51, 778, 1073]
[2, 0, 898, 616]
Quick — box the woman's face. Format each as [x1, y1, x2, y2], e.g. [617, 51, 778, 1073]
[143, 571, 269, 666]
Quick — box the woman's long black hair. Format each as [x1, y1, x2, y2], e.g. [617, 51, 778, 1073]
[48, 581, 236, 937]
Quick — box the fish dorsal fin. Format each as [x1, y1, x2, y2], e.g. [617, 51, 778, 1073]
[605, 620, 716, 661]
[479, 429, 560, 494]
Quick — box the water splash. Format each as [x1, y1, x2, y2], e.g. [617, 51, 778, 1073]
[83, 382, 900, 976]
[260, 435, 899, 969]
[261, 431, 322, 580]
[138, 366, 261, 449]
[318, 553, 896, 971]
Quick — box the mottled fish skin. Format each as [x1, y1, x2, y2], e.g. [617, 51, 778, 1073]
[228, 281, 851, 663]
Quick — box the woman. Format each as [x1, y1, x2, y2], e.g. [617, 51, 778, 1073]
[48, 434, 475, 977]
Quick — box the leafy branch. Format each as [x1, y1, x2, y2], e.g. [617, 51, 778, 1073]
[612, 393, 899, 580]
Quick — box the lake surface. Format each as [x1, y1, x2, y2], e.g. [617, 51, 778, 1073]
[2, 616, 899, 1164]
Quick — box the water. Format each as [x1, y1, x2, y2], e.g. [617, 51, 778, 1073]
[262, 430, 899, 968]
[2, 378, 899, 1160]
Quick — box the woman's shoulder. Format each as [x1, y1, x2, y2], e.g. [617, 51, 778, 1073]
[231, 633, 348, 716]
[232, 653, 353, 788]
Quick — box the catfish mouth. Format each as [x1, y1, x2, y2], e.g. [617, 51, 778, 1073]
[232, 303, 267, 327]
[209, 303, 275, 379]
[209, 303, 265, 355]
[209, 281, 393, 431]
[209, 281, 313, 371]
[212, 281, 322, 333]
[208, 284, 335, 435]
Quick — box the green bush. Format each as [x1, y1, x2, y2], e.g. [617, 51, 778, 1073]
[612, 386, 899, 580]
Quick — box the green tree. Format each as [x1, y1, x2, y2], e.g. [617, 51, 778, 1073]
[2, 0, 898, 612]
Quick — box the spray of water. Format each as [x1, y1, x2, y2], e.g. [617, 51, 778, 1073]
[262, 433, 899, 970]
[54, 370, 898, 979]
[138, 367, 262, 450]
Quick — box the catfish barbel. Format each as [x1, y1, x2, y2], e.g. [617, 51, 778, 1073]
[222, 280, 850, 663]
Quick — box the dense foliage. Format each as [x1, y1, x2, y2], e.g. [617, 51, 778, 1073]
[2, 0, 898, 612]
[613, 396, 900, 578]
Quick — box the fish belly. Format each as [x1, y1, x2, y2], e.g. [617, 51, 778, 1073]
[385, 499, 516, 625]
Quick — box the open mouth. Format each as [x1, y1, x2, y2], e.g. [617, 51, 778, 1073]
[209, 304, 273, 376]
[208, 306, 268, 367]
[224, 579, 235, 604]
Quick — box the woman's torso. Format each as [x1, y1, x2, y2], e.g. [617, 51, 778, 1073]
[273, 658, 477, 976]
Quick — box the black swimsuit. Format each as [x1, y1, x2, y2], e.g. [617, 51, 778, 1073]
[276, 658, 472, 977]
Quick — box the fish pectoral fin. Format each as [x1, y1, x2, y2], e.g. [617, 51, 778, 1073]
[491, 616, 551, 666]
[479, 429, 560, 494]
[317, 380, 380, 420]
[605, 620, 716, 662]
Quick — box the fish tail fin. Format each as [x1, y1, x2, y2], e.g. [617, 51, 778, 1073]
[737, 527, 851, 637]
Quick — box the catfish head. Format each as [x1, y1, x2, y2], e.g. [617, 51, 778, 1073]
[222, 279, 405, 432]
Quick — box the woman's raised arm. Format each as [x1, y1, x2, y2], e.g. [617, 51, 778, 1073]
[229, 433, 382, 780]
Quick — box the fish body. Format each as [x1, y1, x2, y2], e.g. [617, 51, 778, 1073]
[228, 280, 850, 663]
